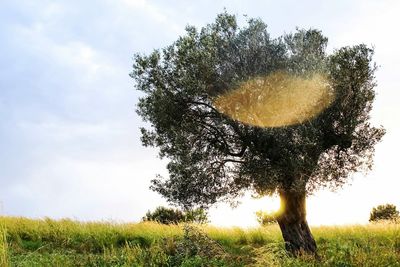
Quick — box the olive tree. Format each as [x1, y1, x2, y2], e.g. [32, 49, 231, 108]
[131, 13, 385, 254]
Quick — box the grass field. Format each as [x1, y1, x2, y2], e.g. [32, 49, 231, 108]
[0, 216, 399, 266]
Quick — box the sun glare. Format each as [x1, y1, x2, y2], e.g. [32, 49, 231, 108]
[214, 71, 334, 128]
[209, 193, 362, 227]
[209, 194, 281, 227]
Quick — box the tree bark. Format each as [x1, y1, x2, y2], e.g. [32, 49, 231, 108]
[276, 190, 317, 255]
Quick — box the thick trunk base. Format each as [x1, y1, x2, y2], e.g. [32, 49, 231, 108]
[276, 191, 317, 255]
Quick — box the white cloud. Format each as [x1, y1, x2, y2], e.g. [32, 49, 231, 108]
[12, 21, 115, 84]
[4, 155, 167, 221]
[120, 0, 184, 35]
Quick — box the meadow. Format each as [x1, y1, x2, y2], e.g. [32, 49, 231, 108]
[0, 216, 399, 266]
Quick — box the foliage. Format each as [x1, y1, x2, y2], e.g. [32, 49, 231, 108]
[142, 206, 209, 224]
[255, 210, 278, 226]
[369, 204, 400, 222]
[184, 208, 209, 224]
[1, 216, 400, 266]
[131, 12, 385, 209]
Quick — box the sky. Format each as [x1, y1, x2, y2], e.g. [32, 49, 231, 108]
[0, 0, 399, 227]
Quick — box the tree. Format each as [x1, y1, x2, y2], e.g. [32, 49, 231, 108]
[142, 206, 209, 224]
[369, 204, 399, 222]
[131, 12, 385, 254]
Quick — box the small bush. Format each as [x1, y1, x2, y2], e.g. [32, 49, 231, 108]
[369, 204, 399, 222]
[142, 206, 208, 225]
[170, 225, 228, 266]
[184, 209, 209, 224]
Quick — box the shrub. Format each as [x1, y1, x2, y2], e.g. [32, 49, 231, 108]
[170, 225, 227, 266]
[369, 204, 399, 222]
[255, 210, 278, 226]
[142, 206, 209, 224]
[183, 209, 209, 224]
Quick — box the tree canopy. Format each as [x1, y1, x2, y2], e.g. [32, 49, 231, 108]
[131, 12, 385, 210]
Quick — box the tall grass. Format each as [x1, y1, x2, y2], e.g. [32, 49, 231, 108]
[0, 216, 280, 253]
[0, 216, 399, 266]
[0, 223, 9, 267]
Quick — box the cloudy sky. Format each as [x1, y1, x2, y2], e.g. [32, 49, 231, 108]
[1, 0, 399, 226]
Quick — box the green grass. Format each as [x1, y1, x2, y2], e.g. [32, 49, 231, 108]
[0, 216, 399, 266]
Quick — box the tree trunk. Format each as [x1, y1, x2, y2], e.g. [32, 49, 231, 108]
[276, 190, 317, 255]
